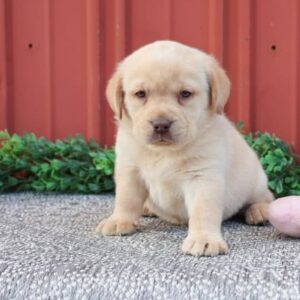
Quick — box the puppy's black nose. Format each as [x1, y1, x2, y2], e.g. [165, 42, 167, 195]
[152, 119, 172, 134]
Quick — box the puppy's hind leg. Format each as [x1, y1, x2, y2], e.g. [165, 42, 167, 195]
[142, 198, 158, 217]
[244, 189, 274, 225]
[143, 198, 186, 225]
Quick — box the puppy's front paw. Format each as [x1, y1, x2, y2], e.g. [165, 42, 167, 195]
[95, 216, 136, 236]
[182, 232, 228, 256]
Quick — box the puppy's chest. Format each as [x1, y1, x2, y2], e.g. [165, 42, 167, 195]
[139, 159, 185, 213]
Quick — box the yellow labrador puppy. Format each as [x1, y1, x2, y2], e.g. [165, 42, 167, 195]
[96, 41, 273, 256]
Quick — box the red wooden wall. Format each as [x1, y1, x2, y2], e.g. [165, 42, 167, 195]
[0, 0, 300, 152]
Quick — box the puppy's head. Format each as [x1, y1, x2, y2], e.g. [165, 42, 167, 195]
[106, 41, 230, 149]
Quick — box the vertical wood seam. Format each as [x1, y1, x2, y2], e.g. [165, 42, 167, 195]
[294, 0, 300, 151]
[208, 0, 223, 62]
[45, 0, 53, 139]
[0, 0, 8, 130]
[114, 0, 126, 62]
[237, 0, 251, 130]
[86, 0, 101, 140]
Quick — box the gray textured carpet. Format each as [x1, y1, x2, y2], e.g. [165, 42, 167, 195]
[0, 193, 300, 300]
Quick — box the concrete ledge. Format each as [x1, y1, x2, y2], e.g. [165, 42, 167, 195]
[0, 193, 299, 300]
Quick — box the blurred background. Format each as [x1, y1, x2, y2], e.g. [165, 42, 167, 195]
[0, 0, 299, 152]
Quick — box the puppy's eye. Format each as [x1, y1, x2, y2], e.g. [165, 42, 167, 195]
[180, 90, 192, 98]
[135, 90, 146, 98]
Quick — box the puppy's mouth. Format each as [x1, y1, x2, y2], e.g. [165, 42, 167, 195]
[150, 132, 174, 145]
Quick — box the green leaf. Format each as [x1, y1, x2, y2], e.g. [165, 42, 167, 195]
[45, 181, 56, 191]
[31, 166, 39, 173]
[50, 159, 64, 171]
[275, 180, 284, 195]
[59, 177, 73, 190]
[88, 183, 100, 193]
[32, 181, 46, 192]
[78, 184, 88, 193]
[103, 178, 114, 190]
[41, 163, 50, 172]
[7, 176, 18, 186]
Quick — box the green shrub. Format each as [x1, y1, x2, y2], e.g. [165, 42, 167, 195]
[0, 130, 115, 193]
[0, 128, 299, 197]
[238, 123, 300, 197]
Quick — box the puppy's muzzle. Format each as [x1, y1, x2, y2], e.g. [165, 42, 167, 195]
[149, 118, 174, 144]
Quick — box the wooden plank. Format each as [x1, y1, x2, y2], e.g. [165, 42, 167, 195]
[0, 0, 7, 130]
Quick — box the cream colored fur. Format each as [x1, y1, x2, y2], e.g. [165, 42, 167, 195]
[96, 41, 273, 256]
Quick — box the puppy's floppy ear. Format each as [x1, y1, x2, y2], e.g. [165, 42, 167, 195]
[106, 68, 125, 120]
[207, 58, 231, 114]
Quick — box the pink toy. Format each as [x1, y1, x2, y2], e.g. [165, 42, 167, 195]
[268, 196, 300, 238]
